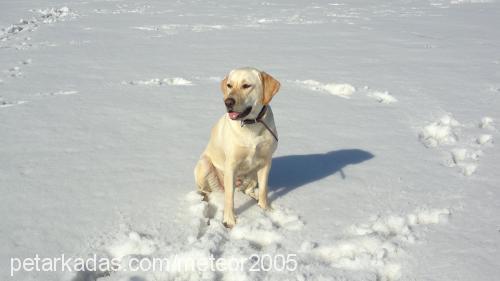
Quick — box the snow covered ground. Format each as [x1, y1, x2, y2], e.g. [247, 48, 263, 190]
[1, 0, 499, 280]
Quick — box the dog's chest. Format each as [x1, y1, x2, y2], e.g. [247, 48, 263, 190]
[232, 140, 274, 174]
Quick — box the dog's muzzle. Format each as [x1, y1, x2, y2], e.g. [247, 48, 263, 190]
[227, 106, 252, 120]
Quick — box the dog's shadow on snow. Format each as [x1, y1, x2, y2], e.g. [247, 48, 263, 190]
[237, 149, 374, 213]
[269, 149, 374, 196]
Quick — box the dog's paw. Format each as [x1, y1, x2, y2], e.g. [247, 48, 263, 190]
[243, 188, 258, 201]
[223, 212, 236, 228]
[223, 221, 234, 229]
[258, 200, 272, 211]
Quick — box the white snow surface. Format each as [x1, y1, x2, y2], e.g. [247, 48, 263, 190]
[1, 0, 500, 281]
[126, 77, 193, 86]
[294, 79, 356, 99]
[366, 90, 398, 104]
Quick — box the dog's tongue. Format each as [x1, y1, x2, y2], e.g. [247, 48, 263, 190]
[228, 112, 240, 120]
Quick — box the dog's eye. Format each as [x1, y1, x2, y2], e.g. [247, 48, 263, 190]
[242, 84, 252, 89]
[227, 84, 232, 89]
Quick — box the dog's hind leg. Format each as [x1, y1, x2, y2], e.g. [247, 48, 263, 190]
[194, 155, 223, 198]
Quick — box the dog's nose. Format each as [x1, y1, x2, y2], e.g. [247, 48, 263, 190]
[224, 98, 235, 109]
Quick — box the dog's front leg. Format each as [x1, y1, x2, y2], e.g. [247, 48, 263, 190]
[223, 164, 236, 228]
[257, 161, 272, 210]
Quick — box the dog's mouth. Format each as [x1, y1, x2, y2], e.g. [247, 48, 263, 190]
[228, 106, 252, 120]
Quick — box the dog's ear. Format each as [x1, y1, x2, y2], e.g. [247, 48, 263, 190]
[260, 72, 280, 105]
[220, 76, 228, 96]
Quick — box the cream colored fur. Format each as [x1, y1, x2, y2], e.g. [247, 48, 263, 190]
[194, 67, 280, 227]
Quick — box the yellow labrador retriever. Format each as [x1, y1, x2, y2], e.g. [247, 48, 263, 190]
[194, 67, 280, 228]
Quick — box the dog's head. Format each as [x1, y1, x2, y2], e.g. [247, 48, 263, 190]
[220, 67, 280, 120]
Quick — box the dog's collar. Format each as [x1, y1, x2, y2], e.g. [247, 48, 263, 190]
[241, 106, 268, 125]
[240, 106, 278, 142]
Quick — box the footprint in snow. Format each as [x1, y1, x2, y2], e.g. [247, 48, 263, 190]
[71, 190, 451, 281]
[308, 208, 451, 281]
[181, 192, 450, 281]
[80, 191, 305, 281]
[0, 90, 77, 110]
[183, 191, 304, 246]
[3, 59, 32, 79]
[419, 114, 495, 176]
[1, 7, 76, 49]
[4, 66, 23, 78]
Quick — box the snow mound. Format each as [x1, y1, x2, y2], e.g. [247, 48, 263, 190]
[419, 115, 482, 176]
[479, 116, 494, 129]
[477, 134, 493, 145]
[35, 7, 77, 24]
[231, 218, 284, 246]
[295, 79, 356, 99]
[367, 90, 398, 104]
[460, 163, 478, 176]
[450, 148, 471, 163]
[406, 208, 451, 225]
[311, 208, 450, 281]
[448, 147, 484, 176]
[420, 113, 497, 176]
[267, 207, 305, 231]
[127, 77, 193, 86]
[1, 23, 29, 36]
[184, 191, 212, 241]
[419, 114, 460, 147]
[106, 232, 157, 259]
[192, 24, 226, 32]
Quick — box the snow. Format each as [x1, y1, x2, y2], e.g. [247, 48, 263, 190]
[477, 134, 493, 145]
[126, 77, 193, 86]
[479, 116, 494, 129]
[294, 79, 356, 99]
[36, 7, 76, 24]
[419, 114, 460, 147]
[451, 0, 494, 3]
[366, 90, 398, 104]
[418, 114, 495, 176]
[106, 232, 157, 260]
[312, 208, 451, 281]
[1, 0, 500, 280]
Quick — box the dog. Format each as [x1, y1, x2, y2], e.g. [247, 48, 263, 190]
[194, 67, 281, 228]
